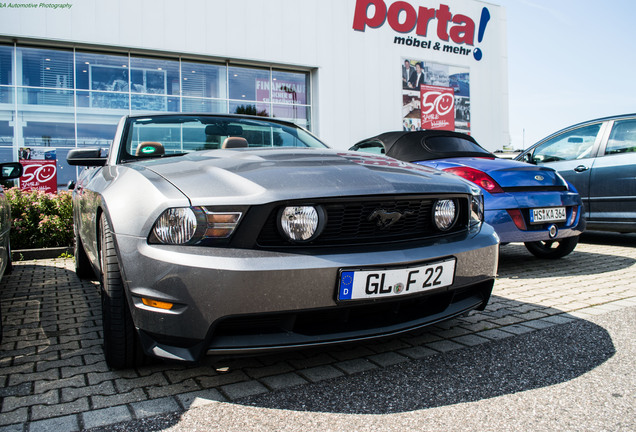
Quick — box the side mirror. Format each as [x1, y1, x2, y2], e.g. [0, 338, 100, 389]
[522, 152, 535, 164]
[67, 148, 107, 167]
[0, 162, 23, 180]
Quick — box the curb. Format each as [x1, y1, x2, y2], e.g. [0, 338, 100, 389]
[12, 246, 73, 261]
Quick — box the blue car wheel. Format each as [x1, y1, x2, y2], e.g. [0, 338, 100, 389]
[524, 235, 579, 259]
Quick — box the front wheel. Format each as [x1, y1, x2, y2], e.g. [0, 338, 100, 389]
[524, 235, 579, 259]
[99, 213, 145, 369]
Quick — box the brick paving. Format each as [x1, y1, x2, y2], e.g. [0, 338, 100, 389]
[1, 232, 635, 431]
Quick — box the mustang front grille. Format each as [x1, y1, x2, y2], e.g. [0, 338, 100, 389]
[255, 195, 469, 247]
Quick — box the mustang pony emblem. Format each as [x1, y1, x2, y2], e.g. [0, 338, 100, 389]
[368, 209, 415, 229]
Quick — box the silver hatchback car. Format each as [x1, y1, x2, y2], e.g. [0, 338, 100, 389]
[67, 114, 499, 369]
[517, 114, 636, 233]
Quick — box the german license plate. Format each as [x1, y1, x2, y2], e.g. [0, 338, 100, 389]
[529, 207, 566, 224]
[338, 258, 456, 301]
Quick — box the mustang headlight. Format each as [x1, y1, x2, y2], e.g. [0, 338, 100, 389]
[278, 206, 325, 242]
[151, 207, 243, 245]
[433, 199, 458, 231]
[153, 208, 198, 244]
[470, 189, 484, 227]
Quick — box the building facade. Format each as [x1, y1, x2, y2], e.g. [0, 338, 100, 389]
[0, 0, 508, 188]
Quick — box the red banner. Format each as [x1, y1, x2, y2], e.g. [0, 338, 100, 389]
[420, 84, 455, 131]
[19, 160, 58, 194]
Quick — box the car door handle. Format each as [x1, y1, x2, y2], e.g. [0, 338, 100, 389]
[574, 165, 589, 172]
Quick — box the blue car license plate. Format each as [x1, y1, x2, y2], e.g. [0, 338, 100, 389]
[530, 207, 566, 224]
[338, 258, 456, 301]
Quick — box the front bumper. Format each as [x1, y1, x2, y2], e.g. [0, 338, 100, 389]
[114, 224, 499, 362]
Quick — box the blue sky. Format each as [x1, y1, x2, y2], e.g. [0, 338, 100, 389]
[494, 0, 636, 149]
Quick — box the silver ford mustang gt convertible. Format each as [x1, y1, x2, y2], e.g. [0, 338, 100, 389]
[67, 114, 499, 369]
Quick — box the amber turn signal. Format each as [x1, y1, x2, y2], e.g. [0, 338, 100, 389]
[141, 298, 174, 310]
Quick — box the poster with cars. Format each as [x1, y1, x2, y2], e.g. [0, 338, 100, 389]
[18, 147, 57, 194]
[402, 59, 471, 133]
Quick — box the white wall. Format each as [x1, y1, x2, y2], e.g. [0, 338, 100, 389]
[0, 0, 508, 150]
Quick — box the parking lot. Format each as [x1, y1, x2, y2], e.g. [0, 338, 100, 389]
[1, 231, 635, 431]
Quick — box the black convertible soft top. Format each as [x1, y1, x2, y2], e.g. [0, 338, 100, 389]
[358, 130, 496, 163]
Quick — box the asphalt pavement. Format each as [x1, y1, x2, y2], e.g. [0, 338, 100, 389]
[1, 231, 635, 431]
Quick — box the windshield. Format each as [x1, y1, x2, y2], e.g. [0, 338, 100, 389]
[121, 115, 327, 162]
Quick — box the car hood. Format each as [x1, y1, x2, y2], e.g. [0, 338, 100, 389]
[420, 157, 567, 189]
[131, 148, 472, 204]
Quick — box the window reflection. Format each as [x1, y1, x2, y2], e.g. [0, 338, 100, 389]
[272, 104, 309, 127]
[0, 121, 13, 147]
[0, 87, 13, 106]
[19, 46, 73, 88]
[21, 116, 75, 148]
[130, 56, 180, 95]
[229, 66, 270, 102]
[1, 44, 312, 189]
[76, 51, 130, 92]
[272, 70, 309, 105]
[182, 98, 227, 113]
[229, 102, 270, 117]
[0, 45, 12, 85]
[182, 61, 226, 99]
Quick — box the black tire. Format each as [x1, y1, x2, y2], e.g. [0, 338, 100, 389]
[74, 230, 94, 279]
[99, 213, 145, 369]
[524, 235, 579, 259]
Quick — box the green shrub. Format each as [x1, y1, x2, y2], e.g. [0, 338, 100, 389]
[5, 188, 74, 250]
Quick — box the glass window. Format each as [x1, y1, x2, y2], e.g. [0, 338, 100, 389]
[271, 70, 308, 105]
[76, 113, 122, 148]
[131, 94, 180, 113]
[229, 101, 269, 117]
[75, 51, 130, 92]
[229, 66, 270, 102]
[0, 44, 313, 185]
[123, 115, 325, 161]
[0, 147, 15, 167]
[0, 121, 13, 147]
[531, 123, 601, 163]
[54, 148, 78, 189]
[272, 104, 309, 128]
[18, 46, 73, 88]
[76, 89, 129, 110]
[0, 44, 12, 85]
[181, 61, 226, 99]
[181, 97, 227, 113]
[0, 87, 13, 106]
[605, 119, 636, 155]
[18, 87, 74, 107]
[21, 117, 75, 148]
[130, 56, 180, 95]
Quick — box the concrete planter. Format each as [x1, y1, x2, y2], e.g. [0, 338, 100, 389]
[12, 246, 73, 261]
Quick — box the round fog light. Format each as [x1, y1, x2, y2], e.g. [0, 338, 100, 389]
[434, 199, 457, 231]
[279, 206, 321, 242]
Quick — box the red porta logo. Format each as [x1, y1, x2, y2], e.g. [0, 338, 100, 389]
[353, 0, 485, 46]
